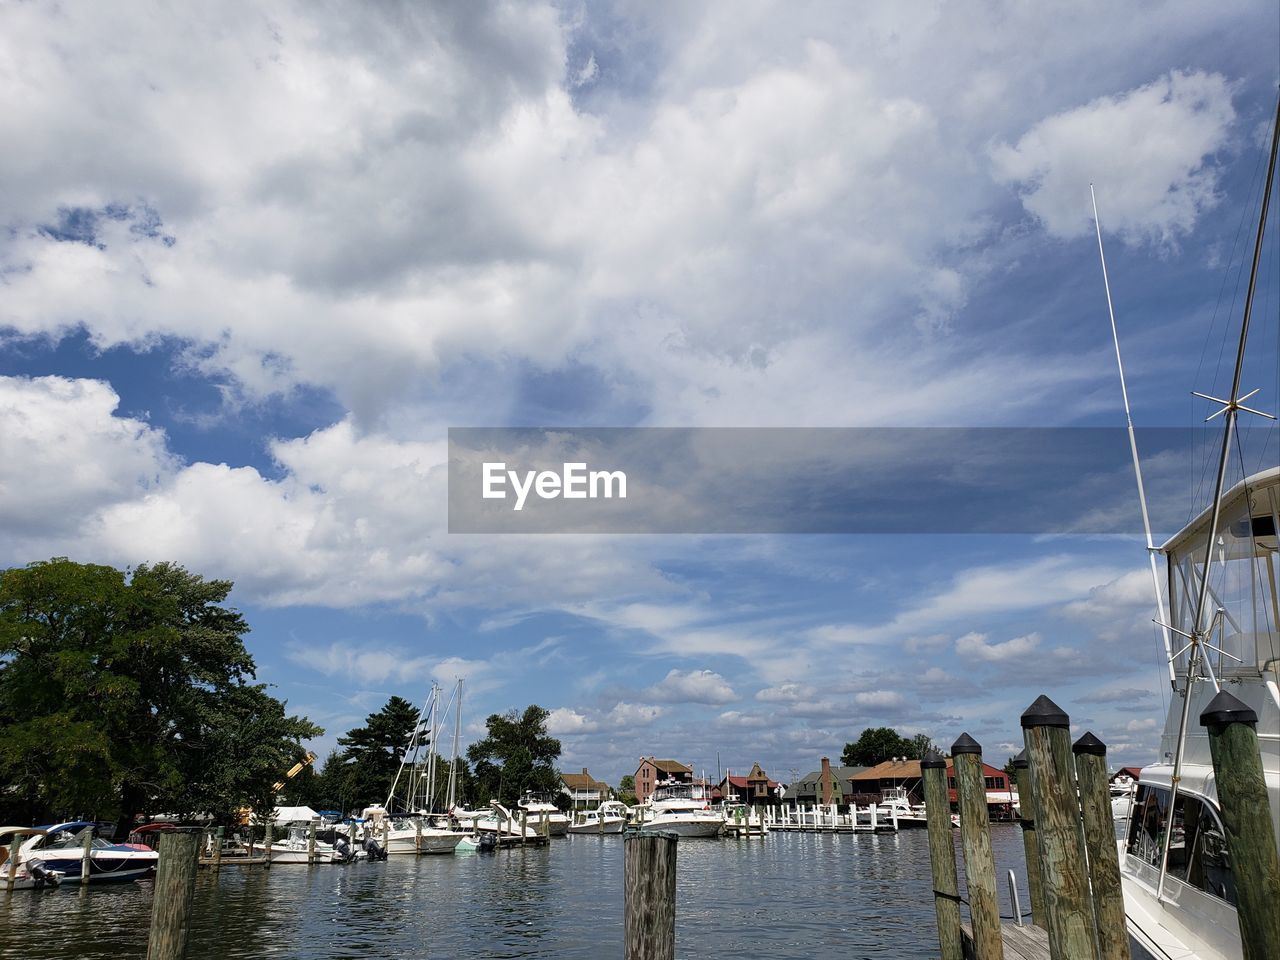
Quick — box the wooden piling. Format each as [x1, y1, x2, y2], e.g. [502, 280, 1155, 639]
[1011, 750, 1045, 928]
[308, 820, 318, 864]
[520, 810, 528, 845]
[1022, 695, 1097, 960]
[6, 834, 20, 889]
[264, 821, 273, 869]
[1200, 691, 1280, 960]
[952, 734, 1004, 960]
[212, 826, 223, 872]
[146, 830, 200, 960]
[415, 817, 422, 853]
[80, 827, 93, 884]
[923, 751, 964, 960]
[1073, 733, 1128, 960]
[624, 831, 676, 960]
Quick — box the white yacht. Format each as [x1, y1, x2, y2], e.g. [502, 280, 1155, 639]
[517, 792, 570, 836]
[1110, 779, 1137, 821]
[471, 801, 544, 842]
[358, 806, 463, 855]
[567, 800, 628, 834]
[1119, 467, 1280, 960]
[877, 786, 929, 829]
[639, 784, 723, 838]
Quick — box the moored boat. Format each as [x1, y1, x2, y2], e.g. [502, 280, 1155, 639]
[21, 822, 157, 883]
[0, 827, 64, 889]
[639, 785, 723, 838]
[567, 801, 628, 834]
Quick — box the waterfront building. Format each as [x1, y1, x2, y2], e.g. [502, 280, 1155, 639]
[559, 768, 611, 807]
[634, 757, 693, 804]
[782, 757, 866, 806]
[714, 762, 780, 805]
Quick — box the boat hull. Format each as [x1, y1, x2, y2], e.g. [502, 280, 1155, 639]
[640, 818, 722, 838]
[33, 850, 156, 882]
[567, 817, 625, 835]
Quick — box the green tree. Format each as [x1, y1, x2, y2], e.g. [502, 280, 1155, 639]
[329, 696, 421, 812]
[617, 774, 637, 806]
[0, 558, 320, 826]
[908, 733, 936, 760]
[466, 705, 561, 807]
[840, 726, 919, 767]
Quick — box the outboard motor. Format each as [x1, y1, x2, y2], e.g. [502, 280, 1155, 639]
[333, 834, 353, 863]
[478, 832, 497, 853]
[362, 835, 387, 862]
[27, 858, 60, 889]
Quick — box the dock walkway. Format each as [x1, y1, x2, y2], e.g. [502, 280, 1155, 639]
[960, 921, 1049, 960]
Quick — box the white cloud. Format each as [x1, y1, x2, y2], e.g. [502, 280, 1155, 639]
[646, 668, 737, 705]
[755, 681, 812, 703]
[955, 631, 1042, 662]
[0, 376, 175, 536]
[546, 707, 599, 736]
[991, 71, 1236, 244]
[606, 702, 665, 727]
[854, 690, 906, 709]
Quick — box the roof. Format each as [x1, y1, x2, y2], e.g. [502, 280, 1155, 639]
[1112, 767, 1143, 781]
[848, 759, 925, 781]
[782, 766, 867, 798]
[262, 805, 320, 824]
[725, 775, 780, 789]
[639, 758, 692, 774]
[561, 770, 609, 791]
[1162, 467, 1280, 554]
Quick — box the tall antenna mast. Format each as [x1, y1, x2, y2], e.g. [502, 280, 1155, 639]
[447, 678, 464, 811]
[1092, 183, 1175, 686]
[1156, 95, 1280, 901]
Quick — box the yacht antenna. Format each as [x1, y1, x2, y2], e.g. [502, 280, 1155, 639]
[1156, 95, 1280, 901]
[1092, 183, 1175, 686]
[447, 678, 464, 811]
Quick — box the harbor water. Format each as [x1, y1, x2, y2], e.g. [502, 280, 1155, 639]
[0, 825, 1034, 959]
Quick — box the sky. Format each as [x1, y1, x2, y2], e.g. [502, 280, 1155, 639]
[2, 1, 1278, 787]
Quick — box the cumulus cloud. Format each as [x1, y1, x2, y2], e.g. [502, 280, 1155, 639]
[646, 668, 737, 705]
[0, 376, 175, 535]
[955, 631, 1042, 662]
[546, 707, 599, 736]
[854, 690, 906, 709]
[991, 71, 1235, 244]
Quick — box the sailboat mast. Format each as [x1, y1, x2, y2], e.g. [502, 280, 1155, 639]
[447, 678, 463, 811]
[1157, 95, 1280, 901]
[1091, 183, 1175, 686]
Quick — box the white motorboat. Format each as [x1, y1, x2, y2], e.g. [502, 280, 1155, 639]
[1110, 780, 1137, 821]
[639, 785, 723, 838]
[21, 822, 157, 882]
[358, 807, 463, 855]
[877, 787, 929, 829]
[1112, 98, 1280, 960]
[472, 801, 544, 842]
[267, 824, 348, 864]
[517, 792, 569, 836]
[567, 801, 628, 834]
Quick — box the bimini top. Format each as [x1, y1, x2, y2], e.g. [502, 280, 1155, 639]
[1161, 466, 1280, 555]
[0, 826, 47, 841]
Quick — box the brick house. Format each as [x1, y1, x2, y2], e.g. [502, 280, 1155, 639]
[634, 757, 693, 804]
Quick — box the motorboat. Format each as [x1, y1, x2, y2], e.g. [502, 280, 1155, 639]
[0, 827, 64, 889]
[877, 787, 929, 829]
[472, 802, 544, 842]
[639, 785, 723, 838]
[357, 806, 463, 855]
[22, 822, 157, 882]
[567, 801, 628, 834]
[1110, 780, 1137, 821]
[518, 792, 569, 836]
[124, 822, 178, 850]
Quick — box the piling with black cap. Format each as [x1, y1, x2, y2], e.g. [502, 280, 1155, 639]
[922, 749, 963, 960]
[1011, 750, 1045, 928]
[1073, 732, 1128, 960]
[952, 733, 1003, 959]
[1200, 691, 1280, 960]
[1022, 695, 1097, 960]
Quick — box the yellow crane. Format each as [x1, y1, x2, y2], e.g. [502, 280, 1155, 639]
[236, 751, 318, 825]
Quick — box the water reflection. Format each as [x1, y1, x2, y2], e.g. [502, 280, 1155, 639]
[0, 826, 1032, 959]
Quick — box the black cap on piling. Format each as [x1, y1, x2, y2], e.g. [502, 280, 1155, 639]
[1072, 732, 1107, 757]
[951, 732, 982, 756]
[1011, 748, 1029, 769]
[1021, 694, 1070, 729]
[921, 749, 947, 770]
[1199, 690, 1258, 729]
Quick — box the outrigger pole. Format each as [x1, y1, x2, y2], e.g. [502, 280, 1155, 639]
[1092, 183, 1175, 686]
[1156, 95, 1280, 902]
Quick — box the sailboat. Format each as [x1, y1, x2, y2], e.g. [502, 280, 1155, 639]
[1111, 97, 1280, 960]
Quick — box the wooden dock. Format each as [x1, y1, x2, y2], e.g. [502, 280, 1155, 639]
[960, 921, 1049, 960]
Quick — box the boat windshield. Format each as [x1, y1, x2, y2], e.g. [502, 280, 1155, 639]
[1166, 476, 1280, 678]
[1125, 784, 1236, 905]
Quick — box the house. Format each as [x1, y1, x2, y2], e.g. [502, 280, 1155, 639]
[560, 767, 610, 806]
[847, 758, 1017, 818]
[716, 762, 780, 805]
[1111, 766, 1142, 786]
[634, 757, 693, 804]
[782, 757, 867, 806]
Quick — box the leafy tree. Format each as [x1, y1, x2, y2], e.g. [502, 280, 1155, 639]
[466, 705, 561, 807]
[908, 733, 936, 760]
[0, 558, 320, 827]
[328, 696, 421, 811]
[840, 726, 920, 767]
[617, 774, 637, 806]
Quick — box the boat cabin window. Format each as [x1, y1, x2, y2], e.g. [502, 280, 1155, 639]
[1126, 785, 1236, 905]
[1167, 484, 1280, 678]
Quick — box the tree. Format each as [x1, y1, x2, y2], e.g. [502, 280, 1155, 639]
[466, 705, 561, 807]
[617, 774, 637, 806]
[0, 558, 320, 826]
[329, 696, 421, 812]
[840, 726, 920, 767]
[908, 733, 936, 760]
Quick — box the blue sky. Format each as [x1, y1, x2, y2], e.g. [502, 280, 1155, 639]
[1, 1, 1277, 785]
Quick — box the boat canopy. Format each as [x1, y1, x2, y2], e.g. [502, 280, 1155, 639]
[33, 821, 96, 835]
[0, 826, 47, 841]
[1161, 467, 1280, 678]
